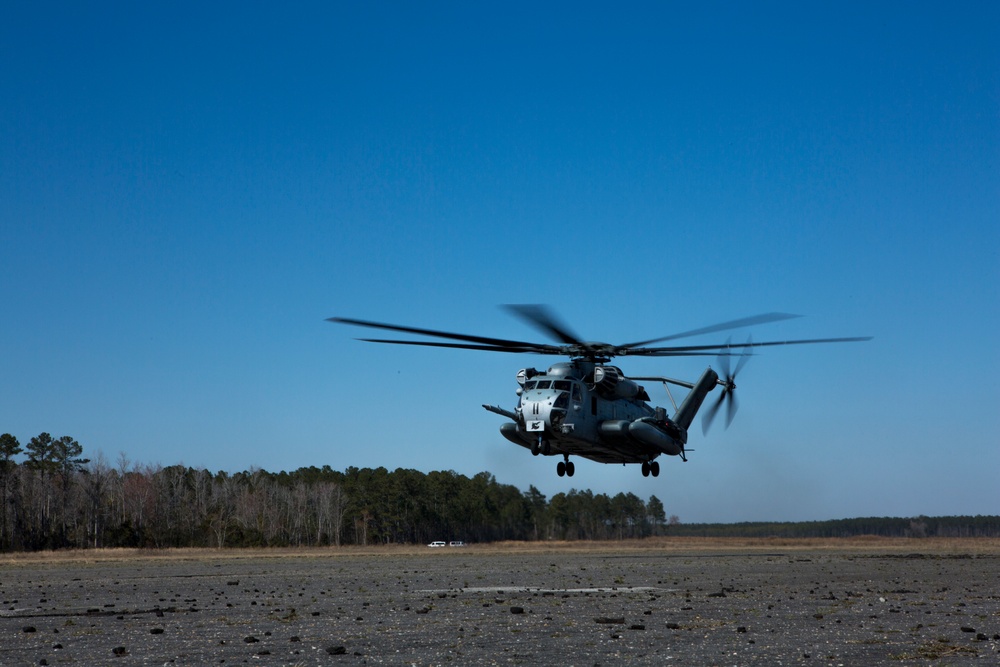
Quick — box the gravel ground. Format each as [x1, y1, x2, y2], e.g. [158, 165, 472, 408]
[1, 543, 998, 666]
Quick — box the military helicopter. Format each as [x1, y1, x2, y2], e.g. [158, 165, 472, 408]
[330, 306, 870, 478]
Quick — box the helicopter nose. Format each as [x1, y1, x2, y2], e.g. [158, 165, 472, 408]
[523, 397, 552, 432]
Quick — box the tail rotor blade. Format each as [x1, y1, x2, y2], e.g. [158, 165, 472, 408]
[718, 336, 732, 379]
[725, 390, 739, 428]
[704, 334, 750, 434]
[702, 390, 726, 435]
[732, 334, 752, 378]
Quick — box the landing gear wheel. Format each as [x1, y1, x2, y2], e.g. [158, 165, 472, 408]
[566, 460, 575, 477]
[531, 437, 541, 456]
[641, 461, 650, 477]
[556, 461, 566, 477]
[650, 461, 660, 477]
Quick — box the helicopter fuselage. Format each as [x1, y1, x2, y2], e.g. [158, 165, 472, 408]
[332, 306, 869, 479]
[488, 360, 719, 474]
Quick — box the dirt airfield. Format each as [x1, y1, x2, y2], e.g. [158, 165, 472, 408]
[1, 538, 998, 666]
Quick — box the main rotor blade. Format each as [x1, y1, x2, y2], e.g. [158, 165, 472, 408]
[355, 338, 561, 354]
[329, 316, 551, 351]
[622, 312, 801, 348]
[503, 304, 583, 345]
[626, 335, 872, 356]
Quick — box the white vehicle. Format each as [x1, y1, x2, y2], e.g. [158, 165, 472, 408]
[428, 541, 446, 548]
[448, 541, 465, 547]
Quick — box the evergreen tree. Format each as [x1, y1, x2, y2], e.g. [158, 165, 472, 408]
[0, 433, 22, 550]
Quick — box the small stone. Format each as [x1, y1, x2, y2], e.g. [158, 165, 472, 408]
[326, 646, 347, 655]
[22, 626, 36, 633]
[960, 626, 976, 633]
[510, 606, 524, 614]
[150, 628, 164, 634]
[112, 646, 128, 656]
[666, 622, 681, 630]
[737, 626, 748, 633]
[594, 617, 625, 624]
[629, 624, 646, 630]
[243, 635, 259, 643]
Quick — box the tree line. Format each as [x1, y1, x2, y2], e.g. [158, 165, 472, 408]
[669, 515, 1000, 539]
[0, 432, 672, 550]
[2, 432, 997, 551]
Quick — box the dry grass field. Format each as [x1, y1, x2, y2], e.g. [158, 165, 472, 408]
[3, 535, 1000, 564]
[1, 538, 998, 665]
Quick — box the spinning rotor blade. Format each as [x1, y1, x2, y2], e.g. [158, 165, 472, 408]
[732, 337, 752, 378]
[702, 337, 752, 435]
[503, 304, 583, 345]
[701, 391, 726, 435]
[356, 338, 545, 354]
[332, 308, 871, 362]
[328, 316, 559, 353]
[622, 312, 800, 349]
[627, 335, 872, 356]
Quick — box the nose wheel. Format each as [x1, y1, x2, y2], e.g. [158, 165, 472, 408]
[641, 460, 660, 477]
[556, 457, 575, 477]
[532, 436, 551, 456]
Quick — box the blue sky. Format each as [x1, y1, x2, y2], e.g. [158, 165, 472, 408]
[2, 2, 997, 522]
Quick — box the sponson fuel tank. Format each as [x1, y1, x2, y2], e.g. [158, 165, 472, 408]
[628, 420, 683, 456]
[598, 419, 683, 457]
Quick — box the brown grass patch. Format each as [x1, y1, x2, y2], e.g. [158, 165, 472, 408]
[2, 536, 998, 566]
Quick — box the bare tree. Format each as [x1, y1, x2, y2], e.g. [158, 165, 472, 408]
[83, 452, 113, 548]
[209, 473, 236, 548]
[315, 481, 348, 546]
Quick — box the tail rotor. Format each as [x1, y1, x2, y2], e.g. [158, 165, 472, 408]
[702, 336, 752, 434]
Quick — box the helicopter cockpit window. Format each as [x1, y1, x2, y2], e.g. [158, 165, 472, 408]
[524, 381, 537, 391]
[535, 380, 552, 389]
[553, 380, 571, 392]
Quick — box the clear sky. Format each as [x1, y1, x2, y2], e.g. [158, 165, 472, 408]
[2, 2, 997, 522]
